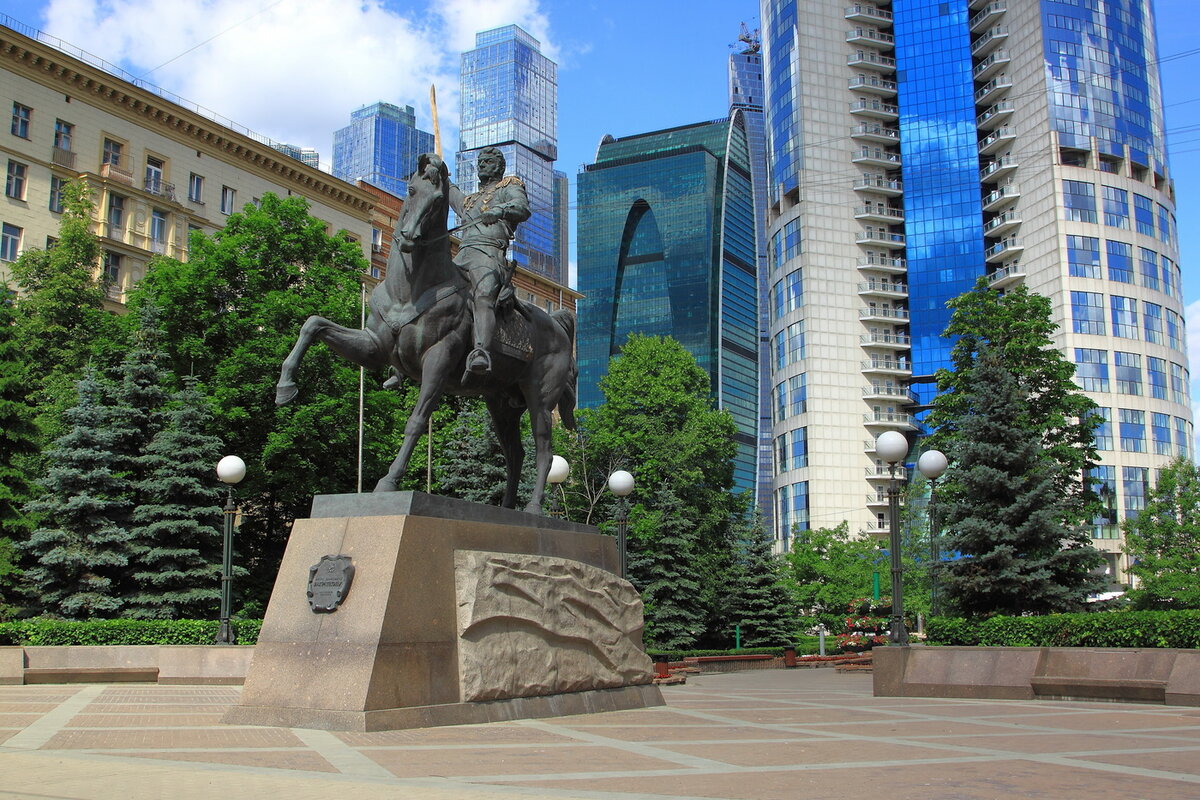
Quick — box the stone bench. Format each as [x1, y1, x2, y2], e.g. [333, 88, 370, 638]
[24, 666, 160, 684]
[1030, 675, 1166, 703]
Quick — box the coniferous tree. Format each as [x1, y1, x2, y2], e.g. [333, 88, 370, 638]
[1123, 458, 1200, 609]
[939, 347, 1104, 615]
[627, 483, 705, 650]
[108, 302, 171, 479]
[730, 513, 796, 647]
[21, 369, 131, 618]
[0, 291, 38, 615]
[437, 399, 509, 504]
[126, 377, 226, 619]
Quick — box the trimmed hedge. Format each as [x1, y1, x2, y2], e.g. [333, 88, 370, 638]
[926, 610, 1200, 649]
[0, 618, 262, 646]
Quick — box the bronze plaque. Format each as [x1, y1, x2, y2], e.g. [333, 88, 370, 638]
[307, 555, 355, 613]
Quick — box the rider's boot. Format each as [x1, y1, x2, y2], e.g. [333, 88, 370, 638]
[468, 303, 496, 375]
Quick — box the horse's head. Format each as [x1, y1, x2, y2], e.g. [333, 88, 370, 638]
[396, 153, 449, 253]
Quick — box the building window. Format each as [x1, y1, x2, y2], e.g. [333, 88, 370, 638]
[1143, 302, 1163, 344]
[1166, 309, 1182, 351]
[103, 251, 121, 286]
[5, 160, 27, 200]
[188, 173, 204, 203]
[1114, 351, 1141, 395]
[1170, 362, 1187, 404]
[1071, 291, 1105, 335]
[53, 119, 73, 151]
[1110, 295, 1138, 339]
[1152, 412, 1172, 456]
[1074, 348, 1109, 392]
[1090, 407, 1113, 451]
[1118, 408, 1146, 452]
[0, 223, 21, 262]
[1105, 240, 1133, 283]
[10, 103, 30, 138]
[1123, 466, 1149, 520]
[1157, 203, 1172, 244]
[371, 227, 383, 253]
[1134, 193, 1155, 236]
[107, 194, 125, 236]
[145, 156, 165, 195]
[1067, 235, 1100, 278]
[1176, 417, 1192, 460]
[1063, 179, 1097, 223]
[149, 209, 167, 253]
[1148, 356, 1168, 400]
[220, 186, 235, 214]
[1161, 256, 1177, 299]
[1138, 247, 1159, 291]
[49, 176, 65, 213]
[790, 427, 808, 470]
[775, 432, 788, 475]
[1102, 186, 1128, 229]
[102, 138, 122, 167]
[1090, 464, 1118, 539]
[789, 373, 807, 416]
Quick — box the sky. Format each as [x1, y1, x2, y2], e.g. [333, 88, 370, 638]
[3, 0, 1199, 432]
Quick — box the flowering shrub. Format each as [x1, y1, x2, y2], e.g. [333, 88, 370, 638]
[836, 632, 889, 651]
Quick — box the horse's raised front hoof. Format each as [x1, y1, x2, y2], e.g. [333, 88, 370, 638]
[275, 382, 298, 406]
[373, 477, 398, 492]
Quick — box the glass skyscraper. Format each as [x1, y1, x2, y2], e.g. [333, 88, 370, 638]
[761, 0, 1191, 576]
[332, 102, 433, 198]
[577, 116, 760, 495]
[457, 25, 563, 283]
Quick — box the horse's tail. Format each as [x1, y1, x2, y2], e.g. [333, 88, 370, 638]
[552, 309, 577, 430]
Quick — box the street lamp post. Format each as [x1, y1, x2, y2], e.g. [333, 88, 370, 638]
[608, 470, 635, 579]
[917, 449, 948, 618]
[547, 455, 569, 518]
[215, 455, 246, 645]
[876, 431, 909, 646]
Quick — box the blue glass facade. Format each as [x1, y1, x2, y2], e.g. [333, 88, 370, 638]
[577, 117, 760, 494]
[332, 102, 433, 198]
[763, 0, 800, 203]
[893, 0, 985, 407]
[457, 25, 563, 283]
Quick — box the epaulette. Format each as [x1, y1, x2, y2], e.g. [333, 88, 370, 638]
[497, 175, 525, 188]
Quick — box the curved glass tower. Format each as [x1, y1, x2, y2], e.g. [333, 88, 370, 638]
[761, 0, 1191, 579]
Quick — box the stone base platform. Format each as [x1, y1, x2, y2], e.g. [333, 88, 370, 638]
[223, 492, 662, 731]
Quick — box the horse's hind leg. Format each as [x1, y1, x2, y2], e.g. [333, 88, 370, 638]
[485, 396, 525, 508]
[276, 316, 388, 405]
[374, 345, 453, 492]
[523, 398, 554, 515]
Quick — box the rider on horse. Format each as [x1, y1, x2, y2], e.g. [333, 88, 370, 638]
[450, 147, 530, 375]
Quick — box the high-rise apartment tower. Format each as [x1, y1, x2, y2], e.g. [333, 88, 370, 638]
[761, 0, 1191, 577]
[458, 25, 563, 283]
[333, 102, 434, 197]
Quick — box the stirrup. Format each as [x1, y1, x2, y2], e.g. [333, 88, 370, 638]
[467, 347, 492, 375]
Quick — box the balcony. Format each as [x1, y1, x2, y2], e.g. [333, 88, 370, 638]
[847, 51, 897, 71]
[858, 279, 908, 299]
[845, 5, 893, 24]
[987, 261, 1026, 289]
[974, 75, 1012, 104]
[979, 154, 1018, 183]
[978, 126, 1016, 155]
[855, 174, 903, 196]
[858, 253, 907, 273]
[971, 25, 1009, 57]
[861, 332, 912, 348]
[863, 384, 915, 402]
[854, 203, 904, 224]
[982, 183, 1020, 212]
[859, 305, 910, 322]
[984, 237, 1023, 263]
[149, 238, 168, 255]
[852, 147, 902, 169]
[849, 98, 899, 120]
[856, 229, 906, 249]
[865, 465, 909, 480]
[851, 123, 900, 144]
[973, 48, 1011, 82]
[977, 100, 1015, 130]
[866, 494, 890, 509]
[846, 27, 895, 48]
[51, 147, 76, 169]
[100, 162, 134, 185]
[983, 208, 1022, 237]
[144, 178, 176, 202]
[969, 1, 1006, 33]
[861, 358, 912, 376]
[864, 411, 916, 429]
[849, 74, 898, 97]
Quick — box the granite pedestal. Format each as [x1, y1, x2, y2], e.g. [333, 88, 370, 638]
[223, 493, 662, 731]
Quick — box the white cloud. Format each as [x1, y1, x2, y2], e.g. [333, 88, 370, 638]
[37, 0, 556, 167]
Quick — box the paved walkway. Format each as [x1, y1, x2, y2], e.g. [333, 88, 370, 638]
[2, 669, 1200, 799]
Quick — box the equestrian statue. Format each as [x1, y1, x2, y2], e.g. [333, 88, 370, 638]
[275, 148, 577, 514]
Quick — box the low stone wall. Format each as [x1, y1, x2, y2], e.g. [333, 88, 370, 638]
[874, 646, 1200, 706]
[0, 645, 254, 685]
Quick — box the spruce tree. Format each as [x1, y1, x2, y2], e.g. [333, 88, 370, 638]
[730, 513, 796, 647]
[0, 291, 38, 614]
[109, 302, 171, 479]
[22, 369, 131, 618]
[126, 377, 226, 619]
[627, 483, 705, 650]
[437, 398, 511, 505]
[939, 347, 1104, 616]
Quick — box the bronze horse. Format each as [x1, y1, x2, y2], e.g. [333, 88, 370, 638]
[275, 153, 577, 513]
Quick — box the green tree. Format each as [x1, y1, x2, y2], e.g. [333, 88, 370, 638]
[937, 347, 1104, 616]
[130, 193, 404, 604]
[784, 522, 883, 622]
[1124, 458, 1200, 609]
[0, 290, 38, 553]
[126, 377, 226, 619]
[627, 483, 705, 650]
[730, 513, 796, 647]
[21, 369, 131, 618]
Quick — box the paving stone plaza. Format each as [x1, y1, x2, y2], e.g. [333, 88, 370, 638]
[2, 669, 1199, 799]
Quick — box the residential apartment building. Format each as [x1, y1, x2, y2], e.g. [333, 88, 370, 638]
[333, 102, 434, 198]
[760, 0, 1192, 580]
[1, 19, 375, 308]
[457, 25, 565, 284]
[577, 117, 760, 495]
